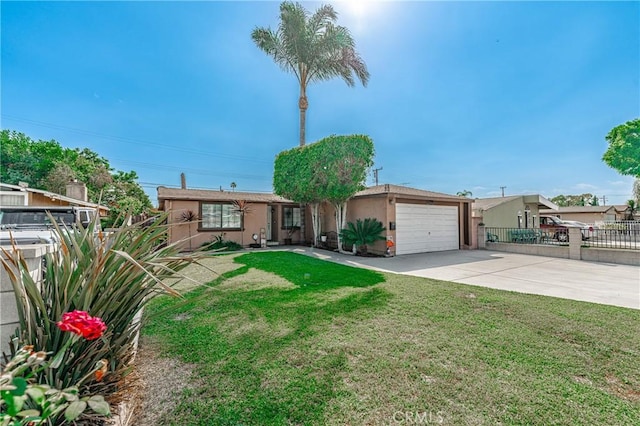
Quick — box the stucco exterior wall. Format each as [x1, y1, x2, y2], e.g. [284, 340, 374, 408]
[471, 216, 483, 249]
[347, 196, 391, 255]
[164, 199, 280, 249]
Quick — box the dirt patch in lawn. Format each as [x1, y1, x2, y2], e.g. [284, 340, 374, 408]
[128, 337, 197, 425]
[164, 253, 244, 293]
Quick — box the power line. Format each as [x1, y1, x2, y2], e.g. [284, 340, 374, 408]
[138, 182, 273, 193]
[2, 114, 272, 164]
[110, 158, 270, 180]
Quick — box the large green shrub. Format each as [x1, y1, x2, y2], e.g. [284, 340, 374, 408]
[0, 214, 205, 397]
[273, 134, 375, 248]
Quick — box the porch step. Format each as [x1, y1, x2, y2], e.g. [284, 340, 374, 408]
[266, 241, 280, 246]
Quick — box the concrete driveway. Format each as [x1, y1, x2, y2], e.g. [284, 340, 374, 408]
[295, 248, 640, 310]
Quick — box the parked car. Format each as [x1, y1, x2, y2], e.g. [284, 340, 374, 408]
[560, 220, 596, 239]
[538, 215, 592, 241]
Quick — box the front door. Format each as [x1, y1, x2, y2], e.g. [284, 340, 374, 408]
[267, 206, 272, 240]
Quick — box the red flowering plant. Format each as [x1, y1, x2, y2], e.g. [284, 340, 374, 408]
[1, 212, 206, 410]
[57, 311, 107, 341]
[50, 311, 107, 370]
[1, 311, 111, 424]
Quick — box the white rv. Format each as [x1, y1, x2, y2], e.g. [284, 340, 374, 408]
[0, 206, 99, 246]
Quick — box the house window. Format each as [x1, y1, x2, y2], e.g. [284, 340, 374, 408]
[201, 203, 241, 230]
[282, 206, 301, 229]
[0, 192, 27, 206]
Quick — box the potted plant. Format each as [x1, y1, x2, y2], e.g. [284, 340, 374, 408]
[284, 223, 299, 245]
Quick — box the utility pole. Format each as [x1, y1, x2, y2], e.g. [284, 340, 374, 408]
[500, 186, 507, 197]
[600, 195, 607, 206]
[373, 167, 383, 186]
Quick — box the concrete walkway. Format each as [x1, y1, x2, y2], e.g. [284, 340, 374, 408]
[291, 248, 640, 310]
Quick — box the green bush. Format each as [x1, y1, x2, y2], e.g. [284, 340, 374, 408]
[0, 213, 206, 399]
[340, 218, 386, 254]
[202, 235, 243, 252]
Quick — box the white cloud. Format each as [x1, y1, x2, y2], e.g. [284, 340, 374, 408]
[607, 180, 628, 186]
[573, 183, 598, 191]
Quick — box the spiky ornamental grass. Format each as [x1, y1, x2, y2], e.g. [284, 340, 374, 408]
[1, 213, 210, 396]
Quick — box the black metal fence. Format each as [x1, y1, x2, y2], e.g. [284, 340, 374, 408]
[582, 226, 640, 250]
[485, 226, 639, 250]
[485, 227, 568, 246]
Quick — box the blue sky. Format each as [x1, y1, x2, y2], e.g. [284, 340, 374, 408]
[2, 1, 638, 206]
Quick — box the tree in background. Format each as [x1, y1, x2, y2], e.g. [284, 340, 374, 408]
[550, 193, 599, 207]
[603, 118, 640, 177]
[1, 130, 65, 188]
[0, 130, 151, 224]
[252, 1, 369, 147]
[627, 200, 637, 220]
[456, 190, 473, 197]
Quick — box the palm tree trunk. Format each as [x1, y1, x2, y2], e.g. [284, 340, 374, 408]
[298, 85, 308, 244]
[298, 94, 308, 147]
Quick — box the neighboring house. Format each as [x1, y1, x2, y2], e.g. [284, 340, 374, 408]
[539, 205, 618, 224]
[157, 186, 300, 249]
[0, 182, 109, 216]
[473, 195, 558, 231]
[158, 184, 473, 255]
[613, 205, 633, 220]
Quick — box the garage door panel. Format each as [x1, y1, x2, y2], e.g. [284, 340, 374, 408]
[396, 204, 459, 254]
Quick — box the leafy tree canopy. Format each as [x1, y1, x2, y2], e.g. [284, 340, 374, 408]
[550, 193, 599, 207]
[1, 130, 151, 218]
[603, 118, 640, 177]
[273, 134, 375, 203]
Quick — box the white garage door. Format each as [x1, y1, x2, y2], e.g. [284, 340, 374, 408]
[396, 204, 459, 255]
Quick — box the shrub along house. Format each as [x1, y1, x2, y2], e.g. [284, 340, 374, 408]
[158, 184, 472, 255]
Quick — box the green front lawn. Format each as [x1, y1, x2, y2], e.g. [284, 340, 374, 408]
[143, 251, 640, 425]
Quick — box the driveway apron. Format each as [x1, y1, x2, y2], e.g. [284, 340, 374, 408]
[294, 248, 640, 310]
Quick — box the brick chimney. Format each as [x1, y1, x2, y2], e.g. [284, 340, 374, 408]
[65, 180, 88, 202]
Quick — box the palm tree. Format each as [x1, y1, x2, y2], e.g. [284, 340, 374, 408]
[180, 210, 199, 251]
[230, 182, 237, 192]
[456, 190, 473, 197]
[252, 1, 369, 147]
